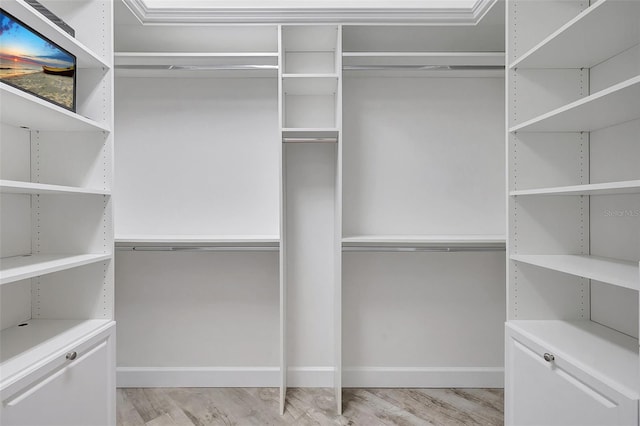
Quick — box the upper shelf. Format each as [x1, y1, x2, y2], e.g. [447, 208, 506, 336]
[0, 253, 112, 286]
[1, 83, 110, 132]
[510, 0, 640, 69]
[115, 234, 280, 249]
[2, 0, 110, 69]
[511, 180, 640, 197]
[342, 235, 506, 250]
[281, 128, 340, 139]
[115, 52, 278, 78]
[509, 75, 640, 133]
[282, 75, 339, 95]
[0, 180, 110, 196]
[343, 52, 505, 66]
[511, 254, 639, 291]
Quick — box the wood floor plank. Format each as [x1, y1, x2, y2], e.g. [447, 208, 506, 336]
[118, 387, 505, 426]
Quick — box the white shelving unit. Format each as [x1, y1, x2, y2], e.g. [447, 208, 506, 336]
[507, 1, 640, 424]
[0, 1, 115, 425]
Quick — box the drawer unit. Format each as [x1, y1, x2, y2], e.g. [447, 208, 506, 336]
[505, 324, 638, 426]
[1, 323, 115, 426]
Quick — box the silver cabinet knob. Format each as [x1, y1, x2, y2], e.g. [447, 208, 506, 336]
[543, 353, 555, 362]
[66, 351, 77, 361]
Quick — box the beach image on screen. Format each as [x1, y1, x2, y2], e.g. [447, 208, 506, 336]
[0, 10, 75, 110]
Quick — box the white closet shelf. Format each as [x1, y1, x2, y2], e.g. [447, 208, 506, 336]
[115, 234, 279, 248]
[2, 0, 110, 69]
[0, 254, 112, 286]
[1, 83, 110, 132]
[282, 75, 338, 95]
[511, 254, 639, 291]
[509, 75, 640, 133]
[507, 320, 639, 400]
[0, 180, 110, 196]
[510, 0, 640, 69]
[343, 52, 506, 66]
[115, 52, 279, 67]
[510, 180, 640, 196]
[282, 128, 339, 139]
[342, 234, 506, 248]
[0, 319, 113, 391]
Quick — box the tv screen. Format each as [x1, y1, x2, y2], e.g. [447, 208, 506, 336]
[0, 9, 76, 112]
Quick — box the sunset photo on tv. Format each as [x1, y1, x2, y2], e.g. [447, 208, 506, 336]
[0, 9, 76, 111]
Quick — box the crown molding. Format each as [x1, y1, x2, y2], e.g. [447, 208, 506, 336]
[122, 0, 497, 25]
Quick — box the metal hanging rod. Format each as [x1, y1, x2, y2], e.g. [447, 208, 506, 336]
[342, 246, 505, 252]
[343, 65, 505, 71]
[116, 246, 278, 252]
[115, 65, 278, 71]
[283, 137, 338, 143]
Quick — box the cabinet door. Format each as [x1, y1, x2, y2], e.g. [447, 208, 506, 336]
[1, 339, 113, 426]
[506, 335, 637, 426]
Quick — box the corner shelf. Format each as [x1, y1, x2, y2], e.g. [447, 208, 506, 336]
[510, 180, 640, 197]
[509, 75, 640, 133]
[510, 0, 640, 69]
[2, 0, 110, 69]
[1, 83, 111, 132]
[0, 254, 112, 286]
[0, 180, 110, 196]
[0, 319, 113, 391]
[507, 320, 639, 400]
[511, 254, 639, 291]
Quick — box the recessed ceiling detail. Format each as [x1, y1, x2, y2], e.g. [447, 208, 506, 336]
[122, 0, 498, 24]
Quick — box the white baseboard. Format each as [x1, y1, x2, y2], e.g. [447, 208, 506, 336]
[117, 366, 504, 388]
[117, 367, 279, 388]
[343, 367, 504, 388]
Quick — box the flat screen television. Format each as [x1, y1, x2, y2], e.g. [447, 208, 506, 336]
[0, 8, 76, 112]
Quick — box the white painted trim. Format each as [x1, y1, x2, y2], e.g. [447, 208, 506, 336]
[117, 366, 504, 388]
[287, 367, 335, 388]
[116, 367, 280, 388]
[122, 0, 497, 25]
[343, 367, 504, 388]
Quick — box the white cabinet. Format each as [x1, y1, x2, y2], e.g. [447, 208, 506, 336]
[506, 0, 640, 423]
[1, 325, 115, 426]
[506, 324, 638, 426]
[0, 1, 115, 424]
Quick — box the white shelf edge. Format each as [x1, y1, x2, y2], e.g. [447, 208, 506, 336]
[343, 52, 505, 57]
[342, 234, 506, 243]
[0, 253, 112, 286]
[507, 320, 639, 401]
[1, 83, 111, 133]
[282, 74, 340, 78]
[0, 319, 114, 393]
[509, 75, 640, 133]
[342, 235, 506, 250]
[2, 0, 110, 69]
[342, 51, 506, 67]
[511, 254, 639, 291]
[509, 0, 636, 69]
[510, 180, 640, 196]
[115, 52, 279, 57]
[115, 235, 280, 247]
[282, 128, 340, 139]
[0, 180, 110, 196]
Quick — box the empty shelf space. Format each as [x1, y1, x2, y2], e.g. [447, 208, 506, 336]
[0, 180, 110, 196]
[509, 75, 640, 133]
[115, 234, 280, 249]
[282, 128, 339, 139]
[343, 52, 506, 67]
[0, 319, 113, 389]
[510, 180, 640, 196]
[282, 76, 338, 95]
[511, 254, 639, 291]
[0, 253, 112, 285]
[2, 0, 110, 69]
[282, 26, 338, 52]
[343, 235, 506, 251]
[1, 83, 110, 132]
[507, 320, 639, 400]
[510, 0, 640, 69]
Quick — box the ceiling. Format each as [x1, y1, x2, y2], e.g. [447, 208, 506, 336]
[121, 0, 498, 24]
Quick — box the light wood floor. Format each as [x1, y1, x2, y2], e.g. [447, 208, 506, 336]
[118, 387, 504, 426]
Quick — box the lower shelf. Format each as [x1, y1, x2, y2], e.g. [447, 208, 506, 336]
[507, 320, 639, 400]
[0, 253, 112, 285]
[0, 319, 113, 390]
